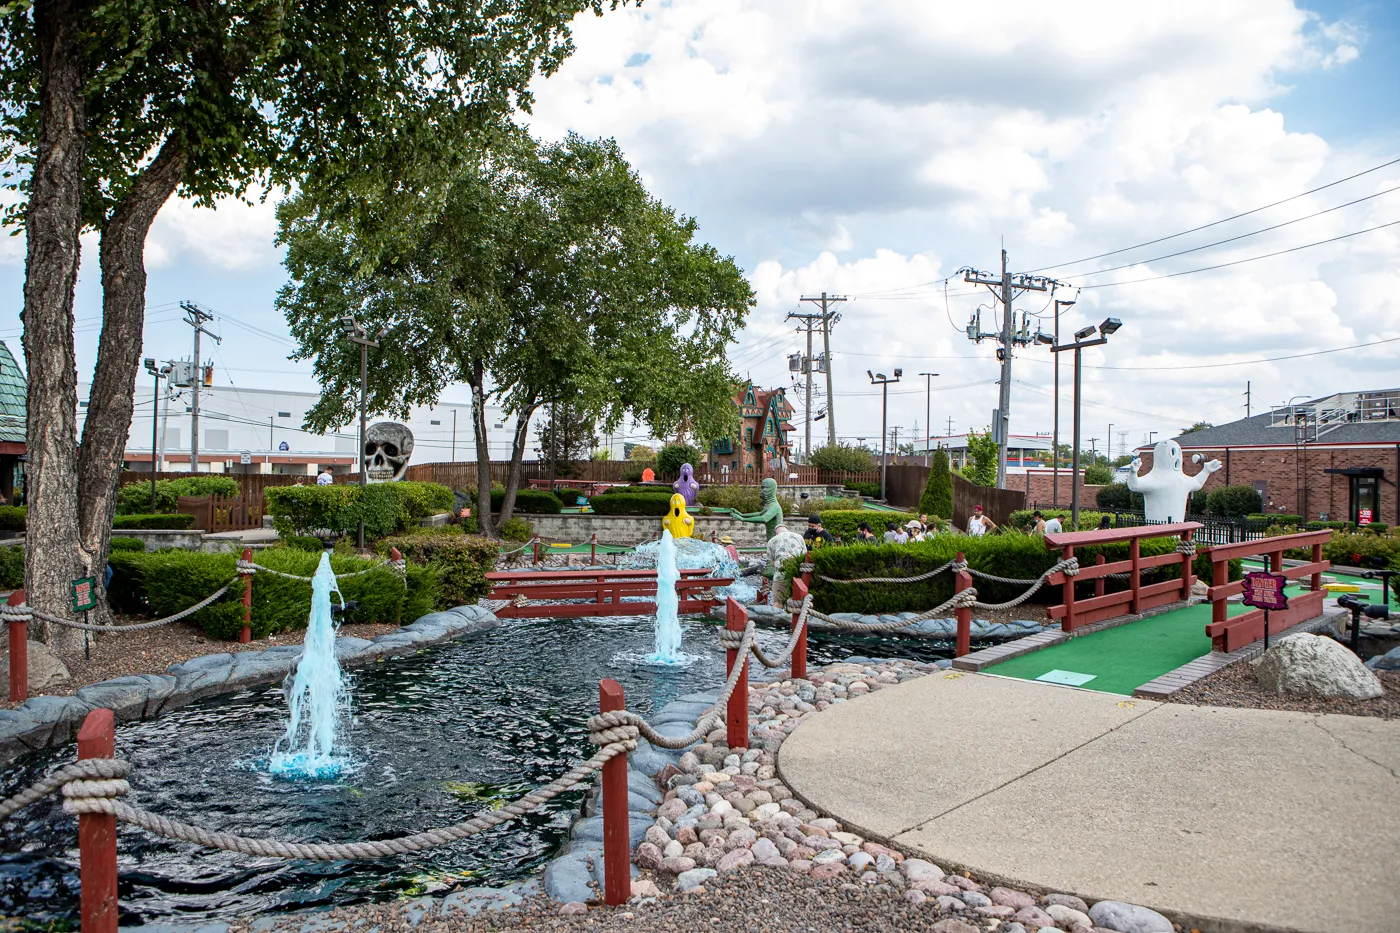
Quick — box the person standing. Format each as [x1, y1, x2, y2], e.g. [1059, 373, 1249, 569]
[804, 514, 836, 548]
[967, 505, 997, 537]
[316, 468, 333, 486]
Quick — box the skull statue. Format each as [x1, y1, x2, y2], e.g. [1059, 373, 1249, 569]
[363, 421, 415, 482]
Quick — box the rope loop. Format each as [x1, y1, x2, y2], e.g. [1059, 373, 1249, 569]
[717, 628, 745, 650]
[950, 559, 969, 574]
[0, 603, 31, 624]
[236, 559, 257, 576]
[585, 710, 642, 747]
[1176, 540, 1197, 557]
[1058, 556, 1080, 577]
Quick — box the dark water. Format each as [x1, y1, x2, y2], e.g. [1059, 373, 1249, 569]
[0, 616, 950, 927]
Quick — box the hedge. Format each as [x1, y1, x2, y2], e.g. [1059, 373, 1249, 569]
[378, 532, 499, 608]
[1206, 484, 1262, 517]
[844, 482, 882, 499]
[109, 537, 145, 552]
[490, 488, 563, 514]
[265, 481, 454, 539]
[106, 548, 417, 640]
[0, 543, 21, 588]
[1007, 509, 1113, 532]
[115, 475, 240, 515]
[1095, 483, 1144, 512]
[112, 513, 196, 530]
[1249, 513, 1302, 526]
[0, 505, 25, 531]
[553, 487, 586, 506]
[591, 492, 673, 516]
[1322, 531, 1400, 570]
[813, 510, 919, 542]
[697, 486, 796, 515]
[784, 531, 1238, 616]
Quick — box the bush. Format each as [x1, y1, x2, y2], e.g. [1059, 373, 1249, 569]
[1322, 532, 1400, 570]
[1083, 463, 1113, 485]
[109, 536, 145, 552]
[844, 482, 881, 499]
[1249, 513, 1302, 526]
[501, 517, 532, 542]
[1095, 483, 1144, 512]
[794, 496, 865, 516]
[265, 484, 358, 537]
[394, 481, 456, 521]
[591, 492, 674, 516]
[379, 532, 499, 608]
[0, 543, 22, 588]
[1189, 489, 1208, 515]
[656, 442, 702, 478]
[112, 513, 196, 529]
[697, 486, 796, 515]
[1007, 509, 1107, 532]
[1206, 484, 1262, 518]
[282, 535, 327, 552]
[553, 487, 586, 506]
[919, 448, 953, 519]
[809, 443, 875, 473]
[115, 475, 240, 515]
[0, 505, 25, 530]
[813, 510, 920, 542]
[1366, 522, 1390, 534]
[490, 488, 564, 515]
[619, 462, 646, 482]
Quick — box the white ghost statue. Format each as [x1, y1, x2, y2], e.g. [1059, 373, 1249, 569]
[1127, 440, 1222, 523]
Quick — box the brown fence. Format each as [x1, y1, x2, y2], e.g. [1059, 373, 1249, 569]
[403, 461, 880, 489]
[951, 473, 1024, 530]
[176, 495, 265, 532]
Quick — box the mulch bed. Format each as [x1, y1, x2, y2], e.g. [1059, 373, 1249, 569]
[1, 619, 400, 711]
[1166, 660, 1400, 719]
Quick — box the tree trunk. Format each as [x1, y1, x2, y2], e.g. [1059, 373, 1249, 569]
[496, 402, 540, 526]
[22, 0, 90, 655]
[78, 138, 188, 623]
[469, 366, 497, 538]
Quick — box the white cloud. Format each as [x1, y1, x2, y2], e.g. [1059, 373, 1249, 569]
[145, 189, 281, 271]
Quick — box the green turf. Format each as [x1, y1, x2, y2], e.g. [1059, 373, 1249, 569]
[1240, 559, 1398, 607]
[987, 600, 1253, 696]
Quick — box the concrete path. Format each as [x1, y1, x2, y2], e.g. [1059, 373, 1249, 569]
[779, 672, 1400, 933]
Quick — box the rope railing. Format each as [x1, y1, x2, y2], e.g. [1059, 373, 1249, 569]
[236, 556, 400, 581]
[0, 581, 239, 633]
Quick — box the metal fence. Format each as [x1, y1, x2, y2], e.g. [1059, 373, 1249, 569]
[1106, 511, 1277, 546]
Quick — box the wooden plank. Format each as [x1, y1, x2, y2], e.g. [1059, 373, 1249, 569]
[1048, 588, 1133, 620]
[1044, 521, 1202, 548]
[1204, 529, 1332, 562]
[1210, 590, 1325, 652]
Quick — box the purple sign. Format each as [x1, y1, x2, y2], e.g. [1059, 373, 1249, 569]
[1241, 571, 1289, 611]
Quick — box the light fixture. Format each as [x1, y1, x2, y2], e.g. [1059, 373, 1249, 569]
[866, 369, 874, 379]
[339, 315, 357, 334]
[875, 373, 886, 380]
[143, 357, 156, 373]
[1036, 333, 1054, 345]
[1074, 325, 1096, 341]
[893, 367, 903, 378]
[1099, 317, 1122, 335]
[1058, 299, 1076, 309]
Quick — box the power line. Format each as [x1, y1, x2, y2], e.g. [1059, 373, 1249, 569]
[1027, 156, 1400, 274]
[1069, 334, 1400, 372]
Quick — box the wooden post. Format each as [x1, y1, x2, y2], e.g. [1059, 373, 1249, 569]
[1269, 549, 1283, 574]
[7, 589, 26, 703]
[790, 577, 808, 680]
[1212, 557, 1229, 627]
[590, 533, 597, 566]
[1062, 546, 1076, 633]
[533, 535, 542, 566]
[599, 679, 629, 907]
[1094, 554, 1106, 599]
[239, 547, 253, 643]
[77, 708, 118, 933]
[1311, 542, 1323, 592]
[725, 598, 749, 750]
[1128, 537, 1142, 614]
[1179, 531, 1195, 602]
[954, 554, 973, 657]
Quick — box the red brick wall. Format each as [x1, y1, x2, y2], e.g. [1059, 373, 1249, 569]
[1137, 445, 1400, 522]
[1017, 469, 1102, 509]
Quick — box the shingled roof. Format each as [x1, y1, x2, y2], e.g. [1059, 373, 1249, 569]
[1164, 391, 1400, 449]
[0, 341, 25, 445]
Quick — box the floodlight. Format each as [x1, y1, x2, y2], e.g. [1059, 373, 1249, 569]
[1074, 325, 1096, 340]
[1099, 318, 1122, 336]
[866, 370, 874, 379]
[376, 325, 391, 340]
[339, 315, 357, 333]
[1036, 333, 1054, 345]
[875, 373, 886, 380]
[1058, 299, 1076, 308]
[893, 368, 903, 378]
[143, 357, 156, 373]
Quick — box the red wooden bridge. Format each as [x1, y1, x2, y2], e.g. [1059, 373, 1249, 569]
[485, 568, 734, 619]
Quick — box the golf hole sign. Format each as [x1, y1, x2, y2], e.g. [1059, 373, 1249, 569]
[1241, 571, 1289, 611]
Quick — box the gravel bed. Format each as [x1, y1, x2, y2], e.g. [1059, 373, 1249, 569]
[0, 619, 399, 711]
[1166, 660, 1400, 719]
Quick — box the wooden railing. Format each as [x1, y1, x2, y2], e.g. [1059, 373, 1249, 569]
[1203, 530, 1330, 652]
[176, 495, 265, 533]
[484, 568, 731, 618]
[1044, 522, 1202, 634]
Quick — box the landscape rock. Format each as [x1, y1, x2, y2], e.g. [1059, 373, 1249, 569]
[1046, 903, 1094, 929]
[675, 868, 717, 892]
[0, 639, 69, 691]
[542, 852, 595, 904]
[75, 676, 151, 721]
[1087, 900, 1174, 933]
[932, 919, 979, 933]
[558, 901, 588, 916]
[1254, 633, 1383, 699]
[900, 858, 944, 883]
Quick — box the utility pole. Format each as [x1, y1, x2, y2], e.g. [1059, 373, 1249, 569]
[946, 416, 954, 438]
[451, 408, 458, 462]
[1051, 296, 1075, 506]
[918, 373, 939, 466]
[1245, 381, 1252, 417]
[340, 315, 389, 548]
[800, 293, 845, 447]
[179, 302, 220, 472]
[890, 425, 901, 463]
[1088, 437, 1098, 466]
[1107, 424, 1113, 466]
[785, 310, 826, 459]
[962, 250, 1056, 489]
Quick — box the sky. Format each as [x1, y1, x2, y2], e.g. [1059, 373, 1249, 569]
[2, 0, 1398, 461]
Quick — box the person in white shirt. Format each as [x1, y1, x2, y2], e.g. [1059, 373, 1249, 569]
[967, 505, 997, 537]
[882, 521, 908, 544]
[1043, 514, 1064, 535]
[316, 469, 333, 486]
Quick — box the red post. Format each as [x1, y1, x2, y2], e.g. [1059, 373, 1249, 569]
[1212, 558, 1229, 627]
[533, 535, 542, 566]
[1311, 542, 1323, 592]
[1062, 546, 1076, 633]
[1179, 531, 1195, 601]
[239, 547, 253, 643]
[590, 533, 597, 566]
[954, 556, 973, 657]
[1094, 554, 1106, 599]
[1128, 537, 1142, 615]
[1269, 549, 1283, 574]
[77, 708, 118, 933]
[790, 577, 808, 680]
[7, 588, 27, 703]
[599, 679, 629, 907]
[725, 598, 749, 749]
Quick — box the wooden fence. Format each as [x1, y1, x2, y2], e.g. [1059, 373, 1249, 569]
[403, 461, 880, 489]
[950, 473, 1025, 530]
[176, 495, 265, 533]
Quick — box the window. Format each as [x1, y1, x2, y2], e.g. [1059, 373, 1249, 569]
[430, 419, 441, 425]
[745, 427, 753, 442]
[278, 411, 291, 418]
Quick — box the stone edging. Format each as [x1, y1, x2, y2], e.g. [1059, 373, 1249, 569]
[0, 605, 501, 765]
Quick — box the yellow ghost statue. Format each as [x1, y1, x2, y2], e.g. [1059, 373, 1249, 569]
[661, 493, 695, 539]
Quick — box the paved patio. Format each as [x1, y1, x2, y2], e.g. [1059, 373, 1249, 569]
[778, 671, 1400, 933]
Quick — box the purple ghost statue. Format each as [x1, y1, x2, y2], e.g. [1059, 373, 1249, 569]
[673, 463, 700, 506]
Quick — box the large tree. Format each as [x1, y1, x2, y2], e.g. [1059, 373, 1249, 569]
[1, 0, 620, 648]
[277, 131, 752, 536]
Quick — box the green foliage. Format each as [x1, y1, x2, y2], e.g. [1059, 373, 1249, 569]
[844, 482, 882, 499]
[282, 535, 328, 553]
[501, 517, 533, 542]
[1083, 463, 1113, 485]
[0, 505, 25, 530]
[379, 532, 500, 608]
[1249, 513, 1302, 526]
[115, 476, 240, 515]
[1189, 489, 1209, 514]
[809, 444, 875, 473]
[793, 497, 865, 516]
[1205, 484, 1263, 517]
[919, 448, 953, 518]
[1008, 509, 1109, 532]
[619, 462, 646, 482]
[697, 485, 794, 515]
[811, 510, 920, 542]
[265, 482, 454, 539]
[656, 442, 702, 478]
[1180, 421, 1214, 435]
[627, 444, 656, 461]
[1323, 531, 1400, 569]
[109, 537, 145, 552]
[1095, 483, 1144, 512]
[590, 492, 673, 515]
[963, 429, 998, 487]
[111, 513, 196, 530]
[553, 487, 586, 506]
[265, 484, 358, 537]
[491, 489, 564, 514]
[0, 543, 23, 588]
[1305, 520, 1349, 531]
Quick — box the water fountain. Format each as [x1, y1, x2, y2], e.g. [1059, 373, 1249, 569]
[268, 552, 348, 779]
[643, 530, 684, 664]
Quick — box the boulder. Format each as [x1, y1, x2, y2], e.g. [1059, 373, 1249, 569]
[1365, 645, 1400, 671]
[1087, 900, 1173, 933]
[542, 851, 595, 904]
[0, 639, 69, 692]
[1255, 634, 1383, 700]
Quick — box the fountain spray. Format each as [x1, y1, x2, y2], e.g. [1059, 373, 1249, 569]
[269, 552, 348, 778]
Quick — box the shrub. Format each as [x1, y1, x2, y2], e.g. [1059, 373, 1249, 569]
[1189, 489, 1209, 515]
[553, 487, 586, 506]
[697, 486, 796, 515]
[1083, 463, 1113, 485]
[813, 510, 919, 542]
[794, 496, 865, 516]
[265, 484, 357, 537]
[0, 505, 25, 530]
[1095, 483, 1144, 512]
[282, 535, 327, 552]
[919, 448, 953, 518]
[115, 476, 240, 515]
[619, 462, 646, 482]
[1007, 509, 1106, 532]
[1206, 484, 1262, 518]
[0, 543, 23, 588]
[379, 532, 499, 608]
[656, 442, 702, 478]
[501, 517, 532, 542]
[844, 481, 881, 499]
[1366, 522, 1390, 534]
[1249, 513, 1302, 526]
[1322, 532, 1400, 570]
[809, 443, 875, 473]
[394, 481, 456, 521]
[590, 492, 674, 516]
[109, 537, 145, 552]
[490, 488, 564, 514]
[112, 513, 196, 529]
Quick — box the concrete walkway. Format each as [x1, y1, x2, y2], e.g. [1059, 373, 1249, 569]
[779, 672, 1400, 933]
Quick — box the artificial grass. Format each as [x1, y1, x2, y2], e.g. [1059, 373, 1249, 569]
[1240, 559, 1397, 607]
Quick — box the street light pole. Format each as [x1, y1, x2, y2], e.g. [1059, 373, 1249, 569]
[143, 359, 161, 511]
[341, 316, 387, 549]
[1041, 318, 1121, 529]
[1052, 297, 1074, 506]
[868, 369, 902, 500]
[918, 372, 938, 466]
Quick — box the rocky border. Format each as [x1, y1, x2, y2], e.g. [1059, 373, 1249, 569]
[740, 602, 1048, 641]
[0, 605, 501, 765]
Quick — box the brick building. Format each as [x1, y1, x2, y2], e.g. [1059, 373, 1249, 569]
[704, 382, 794, 476]
[1136, 389, 1400, 524]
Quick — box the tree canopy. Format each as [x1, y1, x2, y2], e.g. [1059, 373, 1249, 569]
[962, 429, 998, 487]
[808, 443, 875, 473]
